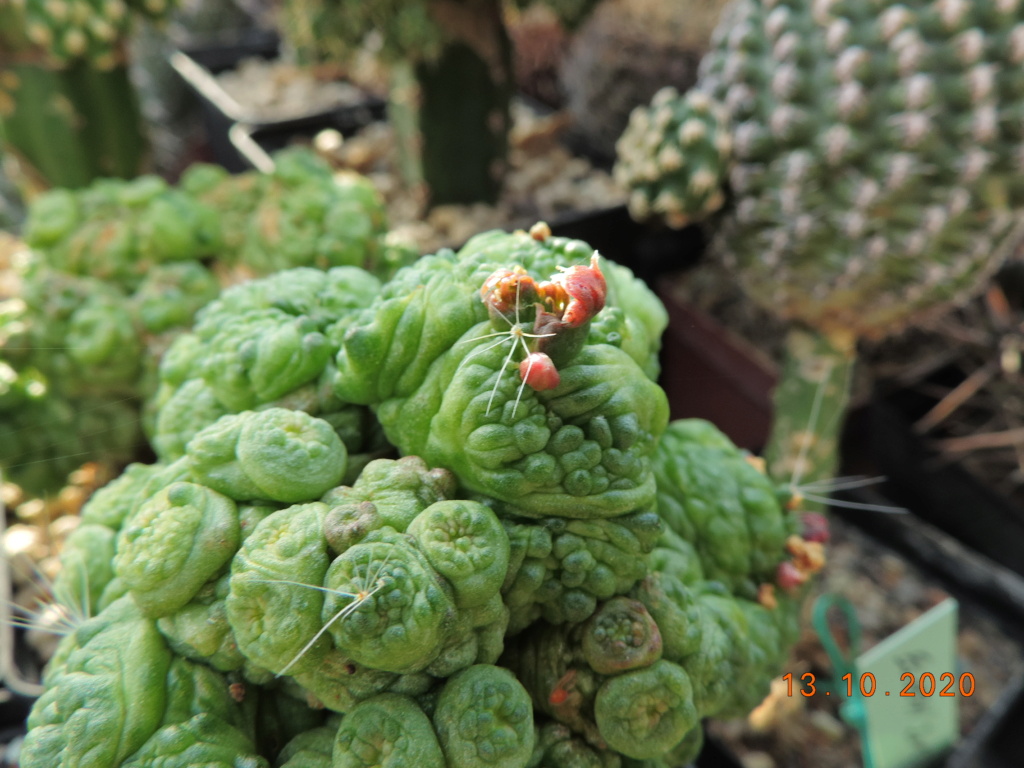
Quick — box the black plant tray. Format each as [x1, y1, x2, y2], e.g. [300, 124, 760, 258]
[836, 398, 1024, 624]
[170, 30, 385, 172]
[551, 207, 705, 287]
[946, 670, 1024, 768]
[228, 103, 388, 174]
[694, 733, 744, 768]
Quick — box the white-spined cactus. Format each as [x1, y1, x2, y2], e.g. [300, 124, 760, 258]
[615, 0, 1024, 491]
[615, 87, 732, 228]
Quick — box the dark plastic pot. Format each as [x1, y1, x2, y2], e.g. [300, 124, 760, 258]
[170, 30, 385, 172]
[946, 671, 1024, 768]
[835, 398, 1024, 623]
[694, 733, 745, 768]
[228, 103, 388, 173]
[866, 389, 1024, 577]
[551, 208, 706, 287]
[656, 287, 777, 453]
[169, 29, 279, 172]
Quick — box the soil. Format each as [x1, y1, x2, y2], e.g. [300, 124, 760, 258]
[213, 56, 373, 121]
[267, 99, 628, 255]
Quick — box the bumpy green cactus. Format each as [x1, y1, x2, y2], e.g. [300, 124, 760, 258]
[23, 175, 221, 288]
[334, 227, 669, 516]
[150, 266, 388, 481]
[21, 229, 817, 768]
[1, 152, 398, 493]
[0, 197, 208, 491]
[0, 0, 177, 188]
[181, 153, 398, 276]
[503, 419, 810, 764]
[0, 359, 140, 493]
[616, 0, 1024, 492]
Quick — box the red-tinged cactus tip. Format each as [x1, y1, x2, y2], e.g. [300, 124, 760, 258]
[519, 352, 561, 391]
[549, 669, 582, 710]
[552, 253, 607, 327]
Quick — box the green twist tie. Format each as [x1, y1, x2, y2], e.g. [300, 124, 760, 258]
[811, 593, 874, 768]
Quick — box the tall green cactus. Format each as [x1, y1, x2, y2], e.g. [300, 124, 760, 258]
[277, 0, 598, 207]
[0, 0, 174, 190]
[616, 0, 1024, 496]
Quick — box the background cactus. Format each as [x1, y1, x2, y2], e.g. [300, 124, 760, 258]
[615, 86, 732, 228]
[615, 0, 1024, 494]
[0, 0, 177, 190]
[275, 0, 603, 207]
[0, 149, 404, 494]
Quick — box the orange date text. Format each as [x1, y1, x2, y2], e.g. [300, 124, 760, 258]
[782, 672, 975, 697]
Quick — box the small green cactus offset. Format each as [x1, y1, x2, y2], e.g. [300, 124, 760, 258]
[615, 86, 732, 228]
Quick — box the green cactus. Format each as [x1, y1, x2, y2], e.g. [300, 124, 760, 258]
[616, 0, 1024, 494]
[0, 177, 216, 490]
[0, 357, 142, 494]
[503, 419, 807, 762]
[1, 156, 398, 494]
[0, 0, 177, 189]
[180, 152, 402, 277]
[20, 229, 818, 768]
[615, 87, 732, 228]
[276, 1, 608, 206]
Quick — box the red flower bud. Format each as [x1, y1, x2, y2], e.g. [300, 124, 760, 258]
[801, 512, 830, 543]
[519, 352, 560, 390]
[777, 561, 808, 593]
